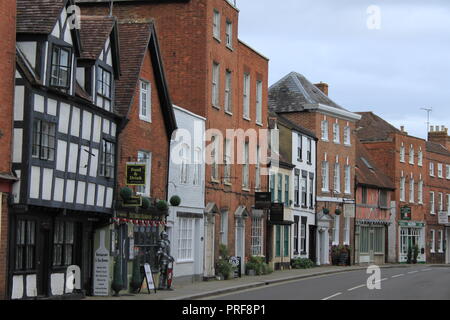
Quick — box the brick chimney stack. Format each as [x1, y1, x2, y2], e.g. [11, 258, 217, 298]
[314, 82, 329, 96]
[428, 125, 450, 150]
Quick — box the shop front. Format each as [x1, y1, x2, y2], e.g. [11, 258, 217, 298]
[315, 211, 332, 266]
[267, 203, 294, 270]
[399, 221, 426, 263]
[355, 220, 389, 265]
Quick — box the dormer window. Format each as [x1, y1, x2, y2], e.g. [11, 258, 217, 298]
[50, 46, 72, 88]
[97, 67, 112, 111]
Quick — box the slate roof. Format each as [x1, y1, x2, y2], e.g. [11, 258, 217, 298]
[426, 141, 450, 157]
[79, 15, 116, 60]
[114, 20, 154, 116]
[356, 111, 401, 142]
[269, 71, 347, 113]
[355, 140, 395, 190]
[17, 0, 67, 34]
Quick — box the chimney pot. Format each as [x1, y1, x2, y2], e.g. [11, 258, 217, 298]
[314, 82, 329, 96]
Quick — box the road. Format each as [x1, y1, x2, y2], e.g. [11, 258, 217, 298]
[203, 266, 450, 300]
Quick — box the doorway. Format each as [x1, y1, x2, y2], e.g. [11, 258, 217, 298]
[37, 220, 51, 297]
[203, 214, 215, 278]
[308, 225, 317, 263]
[235, 218, 245, 275]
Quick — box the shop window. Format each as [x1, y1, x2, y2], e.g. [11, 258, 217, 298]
[134, 225, 160, 272]
[177, 218, 194, 262]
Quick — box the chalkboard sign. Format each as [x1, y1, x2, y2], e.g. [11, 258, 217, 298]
[229, 256, 241, 278]
[142, 263, 157, 294]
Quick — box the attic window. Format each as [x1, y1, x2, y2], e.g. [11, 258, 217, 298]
[50, 46, 71, 89]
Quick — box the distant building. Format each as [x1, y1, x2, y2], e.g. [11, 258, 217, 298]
[356, 112, 427, 263]
[354, 141, 395, 265]
[269, 72, 361, 265]
[167, 105, 206, 283]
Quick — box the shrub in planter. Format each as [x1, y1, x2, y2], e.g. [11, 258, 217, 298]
[217, 245, 235, 280]
[292, 258, 315, 269]
[331, 245, 340, 265]
[170, 195, 181, 207]
[141, 197, 151, 209]
[120, 187, 133, 200]
[245, 261, 257, 276]
[156, 200, 169, 211]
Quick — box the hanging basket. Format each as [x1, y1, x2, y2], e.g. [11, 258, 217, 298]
[170, 195, 181, 207]
[119, 187, 133, 200]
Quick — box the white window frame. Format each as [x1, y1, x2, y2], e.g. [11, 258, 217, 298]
[256, 80, 263, 125]
[430, 229, 435, 253]
[418, 180, 423, 204]
[193, 148, 201, 186]
[334, 162, 340, 194]
[344, 165, 351, 195]
[447, 194, 450, 216]
[243, 73, 250, 120]
[322, 161, 329, 192]
[438, 163, 443, 178]
[251, 216, 263, 256]
[400, 177, 406, 202]
[136, 151, 151, 196]
[333, 215, 340, 245]
[409, 178, 414, 203]
[438, 192, 443, 211]
[446, 164, 450, 179]
[212, 62, 220, 108]
[242, 141, 249, 189]
[418, 149, 423, 167]
[211, 135, 219, 181]
[224, 139, 232, 185]
[213, 9, 221, 40]
[343, 217, 350, 245]
[225, 20, 233, 48]
[344, 126, 351, 146]
[430, 162, 435, 177]
[321, 120, 329, 141]
[224, 70, 232, 114]
[255, 145, 261, 191]
[430, 191, 435, 215]
[333, 123, 340, 144]
[180, 144, 190, 185]
[139, 79, 151, 122]
[438, 230, 443, 253]
[409, 146, 414, 165]
[400, 143, 405, 163]
[177, 218, 194, 262]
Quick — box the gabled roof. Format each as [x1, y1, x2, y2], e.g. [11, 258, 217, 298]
[17, 0, 66, 34]
[355, 140, 395, 190]
[78, 15, 121, 76]
[426, 141, 450, 157]
[115, 19, 177, 136]
[269, 71, 347, 113]
[356, 112, 401, 142]
[17, 0, 82, 55]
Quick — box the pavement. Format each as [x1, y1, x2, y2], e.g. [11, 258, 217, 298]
[85, 263, 432, 300]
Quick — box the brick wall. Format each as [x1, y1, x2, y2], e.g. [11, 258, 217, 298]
[0, 0, 15, 300]
[117, 49, 169, 201]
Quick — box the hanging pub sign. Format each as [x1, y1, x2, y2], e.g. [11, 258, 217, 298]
[270, 203, 284, 223]
[438, 211, 449, 225]
[126, 162, 146, 186]
[400, 205, 412, 220]
[122, 196, 143, 207]
[255, 192, 271, 209]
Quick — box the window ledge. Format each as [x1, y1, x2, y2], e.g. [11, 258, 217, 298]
[213, 36, 221, 43]
[139, 116, 151, 123]
[212, 104, 221, 110]
[225, 110, 233, 116]
[226, 45, 234, 51]
[243, 117, 251, 122]
[211, 179, 221, 184]
[224, 181, 232, 186]
[256, 121, 263, 127]
[176, 260, 194, 265]
[242, 187, 250, 192]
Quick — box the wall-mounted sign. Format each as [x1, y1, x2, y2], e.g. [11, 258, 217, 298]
[255, 192, 271, 209]
[126, 162, 146, 186]
[270, 203, 284, 223]
[343, 203, 355, 218]
[122, 196, 142, 207]
[400, 206, 412, 221]
[438, 212, 449, 225]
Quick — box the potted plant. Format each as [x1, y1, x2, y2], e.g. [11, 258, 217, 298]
[216, 244, 235, 280]
[338, 245, 349, 266]
[331, 245, 339, 265]
[412, 244, 419, 264]
[245, 261, 257, 276]
[407, 246, 413, 264]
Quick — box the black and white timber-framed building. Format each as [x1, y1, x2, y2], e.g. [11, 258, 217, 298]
[9, 0, 122, 299]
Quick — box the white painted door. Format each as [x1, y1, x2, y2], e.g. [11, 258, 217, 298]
[203, 216, 215, 278]
[235, 218, 245, 274]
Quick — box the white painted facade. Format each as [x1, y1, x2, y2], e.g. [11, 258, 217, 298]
[291, 131, 317, 260]
[167, 105, 206, 283]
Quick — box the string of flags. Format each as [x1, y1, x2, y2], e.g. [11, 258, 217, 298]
[111, 217, 166, 226]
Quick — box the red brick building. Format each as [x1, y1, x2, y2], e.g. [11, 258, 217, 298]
[78, 0, 269, 277]
[354, 141, 395, 265]
[425, 126, 450, 264]
[357, 112, 427, 263]
[0, 0, 16, 300]
[269, 73, 361, 265]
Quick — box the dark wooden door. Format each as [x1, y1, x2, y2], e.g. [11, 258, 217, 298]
[37, 221, 51, 297]
[308, 225, 317, 263]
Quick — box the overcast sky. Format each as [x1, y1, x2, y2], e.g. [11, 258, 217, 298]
[237, 0, 450, 139]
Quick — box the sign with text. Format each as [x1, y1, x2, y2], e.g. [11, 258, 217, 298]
[438, 211, 449, 225]
[270, 203, 284, 223]
[255, 192, 271, 209]
[143, 263, 156, 294]
[122, 196, 142, 207]
[126, 162, 146, 186]
[400, 206, 412, 221]
[229, 256, 241, 278]
[343, 203, 355, 218]
[93, 231, 110, 296]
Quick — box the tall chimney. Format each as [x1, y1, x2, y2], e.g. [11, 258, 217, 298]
[315, 82, 329, 96]
[428, 125, 450, 150]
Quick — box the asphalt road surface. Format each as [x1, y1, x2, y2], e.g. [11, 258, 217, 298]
[204, 266, 450, 300]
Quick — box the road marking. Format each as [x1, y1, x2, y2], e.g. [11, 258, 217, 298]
[322, 292, 342, 300]
[408, 271, 418, 274]
[391, 274, 404, 278]
[375, 278, 388, 283]
[347, 284, 365, 291]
